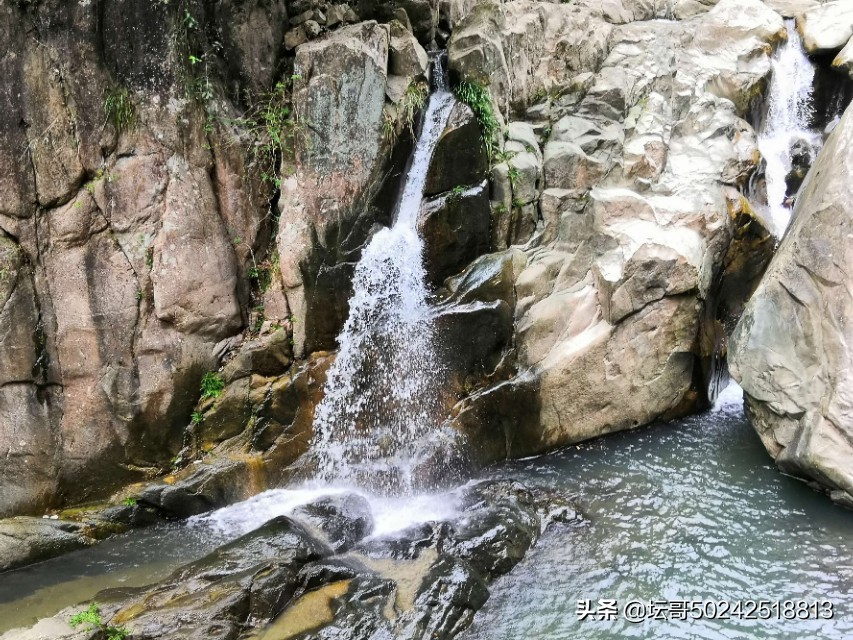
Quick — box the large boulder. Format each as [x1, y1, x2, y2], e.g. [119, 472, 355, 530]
[797, 1, 853, 55]
[277, 21, 394, 356]
[729, 103, 853, 505]
[444, 0, 780, 459]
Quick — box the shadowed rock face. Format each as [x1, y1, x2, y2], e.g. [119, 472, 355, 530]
[730, 102, 853, 506]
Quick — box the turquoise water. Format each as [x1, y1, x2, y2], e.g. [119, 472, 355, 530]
[462, 388, 853, 640]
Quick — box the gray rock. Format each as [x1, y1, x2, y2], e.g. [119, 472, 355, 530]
[284, 25, 308, 49]
[0, 517, 94, 573]
[833, 36, 853, 79]
[291, 493, 375, 551]
[425, 102, 488, 197]
[730, 102, 853, 504]
[389, 20, 429, 80]
[303, 19, 322, 38]
[418, 181, 491, 285]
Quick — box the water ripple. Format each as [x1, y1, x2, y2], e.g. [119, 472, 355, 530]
[463, 391, 853, 640]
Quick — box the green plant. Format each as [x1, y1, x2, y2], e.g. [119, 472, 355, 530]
[200, 372, 225, 400]
[400, 81, 428, 134]
[191, 411, 204, 425]
[507, 165, 520, 189]
[123, 497, 137, 507]
[248, 249, 278, 293]
[248, 264, 272, 292]
[225, 80, 304, 189]
[454, 81, 501, 161]
[104, 87, 138, 133]
[448, 184, 466, 202]
[69, 603, 129, 640]
[382, 112, 397, 145]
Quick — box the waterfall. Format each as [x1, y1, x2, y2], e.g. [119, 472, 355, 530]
[310, 57, 457, 494]
[757, 20, 821, 235]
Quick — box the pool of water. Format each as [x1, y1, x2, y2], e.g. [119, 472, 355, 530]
[3, 386, 853, 639]
[462, 385, 853, 640]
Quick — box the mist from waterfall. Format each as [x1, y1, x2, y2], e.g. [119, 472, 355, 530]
[310, 58, 456, 494]
[757, 20, 820, 235]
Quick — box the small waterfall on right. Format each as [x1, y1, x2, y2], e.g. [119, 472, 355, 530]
[757, 20, 821, 235]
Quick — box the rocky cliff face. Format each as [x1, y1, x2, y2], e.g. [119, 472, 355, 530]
[443, 0, 782, 462]
[0, 0, 843, 522]
[0, 0, 276, 516]
[0, 0, 424, 517]
[730, 100, 853, 506]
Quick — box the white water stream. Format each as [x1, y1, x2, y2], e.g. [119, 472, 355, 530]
[309, 58, 457, 493]
[757, 20, 821, 235]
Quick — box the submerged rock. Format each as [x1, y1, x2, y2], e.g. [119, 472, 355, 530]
[730, 102, 853, 505]
[291, 493, 375, 552]
[106, 516, 333, 639]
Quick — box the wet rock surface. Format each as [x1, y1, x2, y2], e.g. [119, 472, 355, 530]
[1, 481, 582, 640]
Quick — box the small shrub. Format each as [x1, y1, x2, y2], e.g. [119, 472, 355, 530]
[69, 602, 129, 640]
[454, 81, 501, 161]
[200, 372, 225, 400]
[400, 81, 428, 134]
[191, 411, 204, 425]
[507, 165, 520, 188]
[448, 184, 466, 202]
[383, 112, 397, 145]
[122, 497, 137, 507]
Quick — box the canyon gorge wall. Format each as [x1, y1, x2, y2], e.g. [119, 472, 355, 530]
[1, 0, 850, 520]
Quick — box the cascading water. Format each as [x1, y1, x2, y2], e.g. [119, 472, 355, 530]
[309, 56, 457, 493]
[757, 20, 821, 235]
